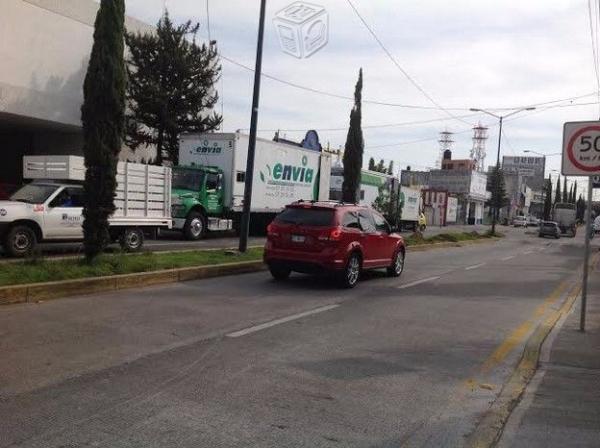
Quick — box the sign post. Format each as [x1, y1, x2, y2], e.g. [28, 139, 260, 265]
[562, 121, 600, 332]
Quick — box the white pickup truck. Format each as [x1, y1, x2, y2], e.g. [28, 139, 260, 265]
[0, 156, 172, 257]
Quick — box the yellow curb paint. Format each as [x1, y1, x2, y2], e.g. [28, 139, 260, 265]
[478, 279, 569, 375]
[467, 253, 599, 448]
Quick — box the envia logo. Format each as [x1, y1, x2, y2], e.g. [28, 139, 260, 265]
[260, 155, 314, 185]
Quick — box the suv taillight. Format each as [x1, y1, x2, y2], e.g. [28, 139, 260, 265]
[318, 226, 342, 242]
[267, 223, 279, 238]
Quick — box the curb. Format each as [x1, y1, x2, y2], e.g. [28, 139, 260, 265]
[0, 260, 266, 306]
[466, 281, 582, 448]
[0, 237, 500, 306]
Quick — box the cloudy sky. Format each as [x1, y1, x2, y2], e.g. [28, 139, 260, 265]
[123, 0, 600, 191]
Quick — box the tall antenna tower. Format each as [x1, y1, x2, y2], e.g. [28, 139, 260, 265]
[437, 130, 454, 168]
[470, 122, 488, 171]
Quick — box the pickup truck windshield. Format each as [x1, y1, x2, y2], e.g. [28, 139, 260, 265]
[172, 169, 205, 191]
[10, 184, 58, 204]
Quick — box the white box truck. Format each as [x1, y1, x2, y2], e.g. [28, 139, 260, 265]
[172, 133, 332, 239]
[0, 156, 172, 257]
[399, 186, 422, 231]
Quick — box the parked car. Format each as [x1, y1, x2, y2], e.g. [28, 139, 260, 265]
[513, 216, 528, 228]
[539, 221, 561, 239]
[527, 216, 540, 227]
[263, 201, 406, 288]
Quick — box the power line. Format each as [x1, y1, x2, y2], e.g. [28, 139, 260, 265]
[345, 0, 472, 127]
[587, 0, 600, 114]
[221, 55, 469, 110]
[251, 113, 481, 134]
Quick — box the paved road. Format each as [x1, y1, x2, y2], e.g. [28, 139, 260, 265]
[0, 224, 493, 261]
[0, 227, 584, 447]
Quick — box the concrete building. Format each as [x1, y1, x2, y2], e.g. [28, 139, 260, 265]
[427, 150, 488, 225]
[400, 169, 430, 188]
[0, 0, 152, 184]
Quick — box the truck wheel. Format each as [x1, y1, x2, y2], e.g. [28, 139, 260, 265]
[4, 225, 37, 258]
[184, 212, 206, 240]
[119, 228, 144, 252]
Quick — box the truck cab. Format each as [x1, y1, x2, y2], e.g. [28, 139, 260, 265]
[0, 181, 85, 256]
[171, 165, 231, 240]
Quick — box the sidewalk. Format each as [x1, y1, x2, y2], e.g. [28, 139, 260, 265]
[499, 264, 600, 447]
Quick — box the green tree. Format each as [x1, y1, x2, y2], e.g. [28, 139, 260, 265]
[125, 11, 222, 165]
[488, 166, 508, 235]
[562, 177, 568, 202]
[368, 157, 375, 171]
[543, 177, 553, 220]
[388, 160, 394, 175]
[572, 182, 578, 204]
[81, 0, 126, 260]
[373, 184, 402, 230]
[576, 195, 586, 222]
[568, 184, 574, 203]
[376, 159, 386, 173]
[554, 176, 561, 205]
[342, 69, 364, 203]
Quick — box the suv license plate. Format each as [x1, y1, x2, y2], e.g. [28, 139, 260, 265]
[291, 234, 306, 243]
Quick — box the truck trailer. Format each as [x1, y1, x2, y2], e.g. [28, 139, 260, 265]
[172, 133, 332, 239]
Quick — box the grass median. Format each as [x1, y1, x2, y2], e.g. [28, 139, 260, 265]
[0, 231, 500, 288]
[0, 248, 264, 287]
[404, 230, 500, 246]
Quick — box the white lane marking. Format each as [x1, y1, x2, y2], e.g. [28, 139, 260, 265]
[226, 305, 340, 338]
[465, 263, 486, 271]
[397, 276, 440, 289]
[501, 255, 515, 261]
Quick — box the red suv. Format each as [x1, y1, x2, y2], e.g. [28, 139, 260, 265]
[264, 201, 406, 288]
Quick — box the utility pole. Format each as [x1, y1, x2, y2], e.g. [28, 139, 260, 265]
[239, 0, 267, 253]
[581, 177, 594, 331]
[470, 107, 536, 234]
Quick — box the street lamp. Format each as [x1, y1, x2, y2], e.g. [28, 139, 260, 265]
[469, 107, 536, 234]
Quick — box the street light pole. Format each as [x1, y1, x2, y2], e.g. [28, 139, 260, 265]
[470, 107, 535, 235]
[239, 0, 267, 253]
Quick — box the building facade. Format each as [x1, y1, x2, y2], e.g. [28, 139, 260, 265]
[0, 0, 152, 184]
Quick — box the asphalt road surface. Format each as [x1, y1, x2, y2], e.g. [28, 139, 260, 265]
[0, 224, 491, 260]
[0, 227, 586, 447]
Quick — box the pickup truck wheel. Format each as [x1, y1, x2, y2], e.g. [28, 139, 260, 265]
[4, 225, 37, 257]
[119, 228, 144, 252]
[184, 212, 206, 240]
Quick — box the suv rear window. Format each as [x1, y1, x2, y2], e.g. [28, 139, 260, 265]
[275, 207, 334, 227]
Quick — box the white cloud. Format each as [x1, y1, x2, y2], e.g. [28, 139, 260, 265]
[122, 0, 600, 175]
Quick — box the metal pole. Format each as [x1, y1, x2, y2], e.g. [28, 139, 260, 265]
[580, 176, 593, 332]
[492, 116, 503, 234]
[239, 0, 267, 253]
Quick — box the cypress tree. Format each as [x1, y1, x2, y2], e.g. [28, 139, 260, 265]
[543, 178, 553, 220]
[376, 159, 386, 173]
[125, 11, 222, 165]
[388, 160, 394, 175]
[572, 182, 578, 204]
[368, 157, 375, 171]
[568, 184, 574, 203]
[81, 0, 126, 261]
[342, 69, 364, 203]
[555, 176, 561, 205]
[562, 177, 568, 202]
